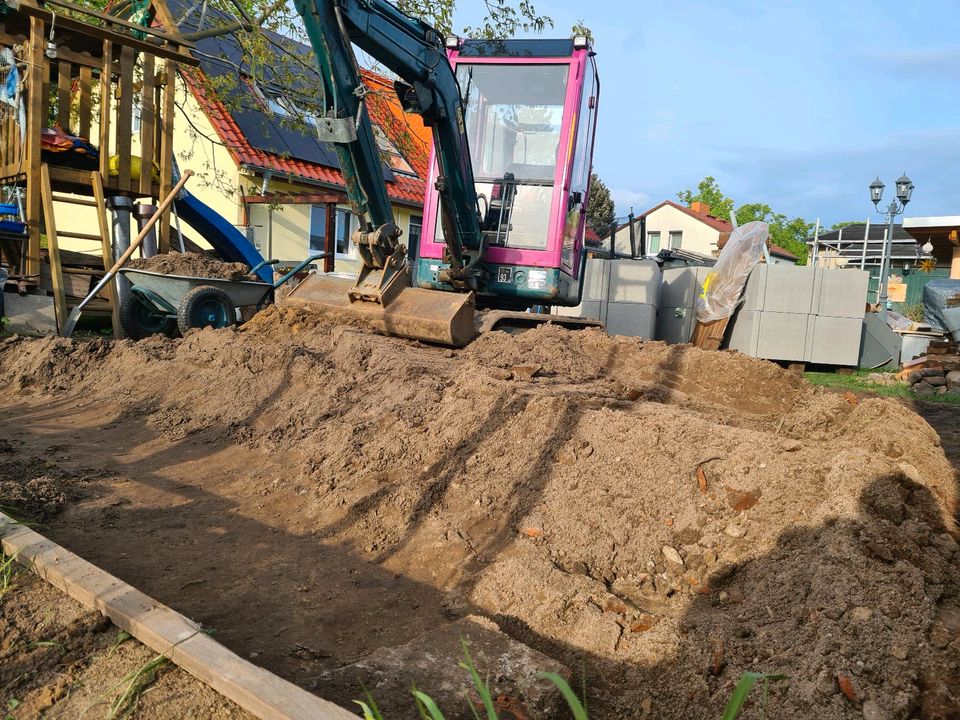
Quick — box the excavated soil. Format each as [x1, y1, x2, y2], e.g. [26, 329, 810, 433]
[0, 309, 958, 719]
[0, 561, 251, 718]
[127, 251, 255, 281]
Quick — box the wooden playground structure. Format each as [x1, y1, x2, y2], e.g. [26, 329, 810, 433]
[0, 0, 195, 332]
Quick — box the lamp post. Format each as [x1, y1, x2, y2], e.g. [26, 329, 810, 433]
[870, 173, 914, 320]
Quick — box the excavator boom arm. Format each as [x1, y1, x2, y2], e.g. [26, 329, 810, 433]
[291, 0, 483, 281]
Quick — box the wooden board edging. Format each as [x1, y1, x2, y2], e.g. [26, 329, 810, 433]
[0, 514, 357, 720]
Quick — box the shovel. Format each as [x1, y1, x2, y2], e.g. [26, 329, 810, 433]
[61, 171, 194, 338]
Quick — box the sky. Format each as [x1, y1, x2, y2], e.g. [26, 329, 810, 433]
[453, 0, 960, 226]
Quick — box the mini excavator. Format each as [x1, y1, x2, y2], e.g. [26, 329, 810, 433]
[286, 0, 601, 346]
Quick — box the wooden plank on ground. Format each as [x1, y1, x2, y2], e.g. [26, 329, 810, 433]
[690, 317, 730, 351]
[0, 513, 356, 720]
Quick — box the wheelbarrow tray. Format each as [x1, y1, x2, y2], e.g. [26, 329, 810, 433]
[118, 268, 272, 308]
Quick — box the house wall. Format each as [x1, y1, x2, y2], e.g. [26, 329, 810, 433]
[644, 205, 720, 256]
[245, 175, 422, 276]
[52, 77, 424, 279]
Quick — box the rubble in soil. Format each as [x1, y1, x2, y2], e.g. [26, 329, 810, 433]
[127, 251, 255, 281]
[0, 308, 957, 719]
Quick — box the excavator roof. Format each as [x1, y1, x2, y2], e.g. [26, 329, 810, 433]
[456, 38, 579, 58]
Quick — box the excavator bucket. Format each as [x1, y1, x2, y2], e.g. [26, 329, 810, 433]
[284, 273, 477, 347]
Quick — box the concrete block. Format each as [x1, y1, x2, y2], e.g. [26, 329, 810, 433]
[582, 258, 609, 302]
[554, 300, 604, 323]
[739, 265, 767, 312]
[762, 265, 816, 314]
[660, 267, 698, 308]
[605, 302, 656, 338]
[656, 306, 695, 344]
[727, 309, 761, 356]
[807, 315, 863, 366]
[756, 311, 808, 362]
[609, 259, 661, 304]
[3, 292, 57, 335]
[812, 268, 870, 318]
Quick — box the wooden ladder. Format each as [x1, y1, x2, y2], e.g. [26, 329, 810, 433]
[38, 165, 121, 336]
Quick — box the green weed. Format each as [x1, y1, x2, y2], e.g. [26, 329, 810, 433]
[104, 654, 169, 719]
[0, 551, 20, 600]
[721, 672, 788, 720]
[805, 370, 960, 404]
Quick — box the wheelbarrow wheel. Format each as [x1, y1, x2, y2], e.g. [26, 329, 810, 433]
[177, 285, 236, 335]
[119, 293, 175, 340]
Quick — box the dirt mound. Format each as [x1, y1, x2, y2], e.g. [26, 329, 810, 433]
[127, 251, 255, 281]
[0, 309, 957, 718]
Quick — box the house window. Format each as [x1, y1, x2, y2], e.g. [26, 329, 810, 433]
[669, 231, 683, 249]
[309, 206, 355, 258]
[647, 231, 660, 254]
[374, 127, 416, 175]
[408, 214, 422, 256]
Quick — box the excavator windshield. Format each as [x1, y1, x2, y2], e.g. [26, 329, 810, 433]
[451, 62, 569, 250]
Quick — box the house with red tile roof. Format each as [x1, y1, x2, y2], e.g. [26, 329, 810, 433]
[608, 200, 797, 264]
[168, 4, 428, 273]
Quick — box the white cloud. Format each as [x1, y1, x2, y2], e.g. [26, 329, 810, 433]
[610, 188, 650, 214]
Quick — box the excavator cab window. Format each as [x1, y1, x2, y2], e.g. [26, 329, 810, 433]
[454, 63, 568, 250]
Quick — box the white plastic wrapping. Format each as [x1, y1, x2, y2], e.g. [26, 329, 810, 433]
[695, 221, 770, 323]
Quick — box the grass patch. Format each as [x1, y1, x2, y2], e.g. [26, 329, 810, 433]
[804, 370, 960, 404]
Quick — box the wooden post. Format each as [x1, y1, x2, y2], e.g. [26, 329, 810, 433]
[157, 59, 177, 253]
[139, 54, 156, 197]
[24, 16, 46, 279]
[98, 39, 113, 180]
[91, 171, 122, 337]
[324, 202, 335, 272]
[116, 45, 134, 190]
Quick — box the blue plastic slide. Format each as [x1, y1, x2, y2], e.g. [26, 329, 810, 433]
[174, 189, 271, 282]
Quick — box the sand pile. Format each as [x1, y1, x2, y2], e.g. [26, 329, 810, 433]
[0, 309, 957, 719]
[127, 252, 255, 281]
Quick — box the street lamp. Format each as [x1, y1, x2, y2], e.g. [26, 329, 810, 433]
[869, 173, 913, 320]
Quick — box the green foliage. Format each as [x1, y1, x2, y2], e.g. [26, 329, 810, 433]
[103, 655, 169, 720]
[678, 177, 812, 264]
[571, 20, 593, 43]
[396, 0, 455, 35]
[677, 176, 735, 222]
[536, 672, 588, 720]
[0, 552, 19, 602]
[805, 371, 960, 404]
[458, 639, 498, 719]
[721, 672, 788, 720]
[587, 173, 616, 233]
[734, 203, 811, 265]
[463, 0, 553, 39]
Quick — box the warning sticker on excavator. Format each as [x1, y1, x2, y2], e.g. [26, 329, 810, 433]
[528, 269, 547, 290]
[497, 267, 512, 283]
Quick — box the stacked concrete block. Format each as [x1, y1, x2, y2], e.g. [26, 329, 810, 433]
[726, 265, 868, 366]
[656, 266, 712, 344]
[554, 258, 660, 339]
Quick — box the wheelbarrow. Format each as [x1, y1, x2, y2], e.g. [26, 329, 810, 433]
[116, 253, 324, 339]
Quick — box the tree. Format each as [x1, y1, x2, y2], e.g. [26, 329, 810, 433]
[586, 173, 615, 233]
[571, 20, 593, 43]
[734, 203, 811, 265]
[464, 0, 553, 38]
[677, 176, 735, 222]
[677, 177, 812, 265]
